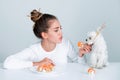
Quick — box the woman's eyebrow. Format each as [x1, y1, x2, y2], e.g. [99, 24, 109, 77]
[52, 27, 60, 29]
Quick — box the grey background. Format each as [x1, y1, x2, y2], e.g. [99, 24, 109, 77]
[0, 0, 120, 62]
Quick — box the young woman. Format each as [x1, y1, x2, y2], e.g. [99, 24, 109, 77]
[3, 9, 92, 69]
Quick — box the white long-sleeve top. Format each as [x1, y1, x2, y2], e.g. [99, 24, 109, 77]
[3, 38, 84, 69]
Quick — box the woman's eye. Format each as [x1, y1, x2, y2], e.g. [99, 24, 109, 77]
[54, 30, 58, 32]
[54, 27, 62, 32]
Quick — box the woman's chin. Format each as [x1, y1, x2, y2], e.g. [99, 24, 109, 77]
[57, 39, 62, 43]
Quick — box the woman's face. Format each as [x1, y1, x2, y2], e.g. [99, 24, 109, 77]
[45, 19, 63, 43]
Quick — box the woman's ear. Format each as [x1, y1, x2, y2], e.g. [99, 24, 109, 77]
[41, 32, 48, 39]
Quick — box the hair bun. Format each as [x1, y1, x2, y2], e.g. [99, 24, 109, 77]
[30, 9, 43, 22]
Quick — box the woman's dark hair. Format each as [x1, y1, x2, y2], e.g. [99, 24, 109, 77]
[30, 9, 57, 39]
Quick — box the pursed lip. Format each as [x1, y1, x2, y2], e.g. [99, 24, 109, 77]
[59, 36, 63, 41]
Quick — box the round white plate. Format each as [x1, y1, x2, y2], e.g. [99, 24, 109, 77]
[29, 64, 66, 77]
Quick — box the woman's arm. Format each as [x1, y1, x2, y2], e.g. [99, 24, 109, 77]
[3, 47, 36, 69]
[67, 39, 92, 63]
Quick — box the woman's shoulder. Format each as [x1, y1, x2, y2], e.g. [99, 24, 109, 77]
[28, 42, 41, 49]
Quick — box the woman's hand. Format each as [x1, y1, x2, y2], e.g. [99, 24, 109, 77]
[79, 43, 92, 57]
[33, 57, 54, 67]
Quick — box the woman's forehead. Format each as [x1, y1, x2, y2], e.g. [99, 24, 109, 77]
[48, 19, 60, 28]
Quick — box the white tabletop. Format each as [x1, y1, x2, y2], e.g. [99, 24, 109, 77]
[0, 62, 120, 80]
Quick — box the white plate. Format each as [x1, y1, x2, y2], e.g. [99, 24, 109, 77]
[29, 64, 66, 77]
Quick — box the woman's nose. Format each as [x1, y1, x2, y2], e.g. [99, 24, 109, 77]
[58, 28, 62, 34]
[59, 31, 62, 36]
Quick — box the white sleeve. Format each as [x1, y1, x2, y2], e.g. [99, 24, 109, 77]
[67, 40, 85, 63]
[3, 47, 36, 69]
[77, 55, 86, 64]
[67, 40, 78, 62]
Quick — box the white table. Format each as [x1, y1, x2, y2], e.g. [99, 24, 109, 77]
[0, 63, 120, 80]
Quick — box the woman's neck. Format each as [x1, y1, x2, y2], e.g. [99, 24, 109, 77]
[41, 40, 56, 52]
